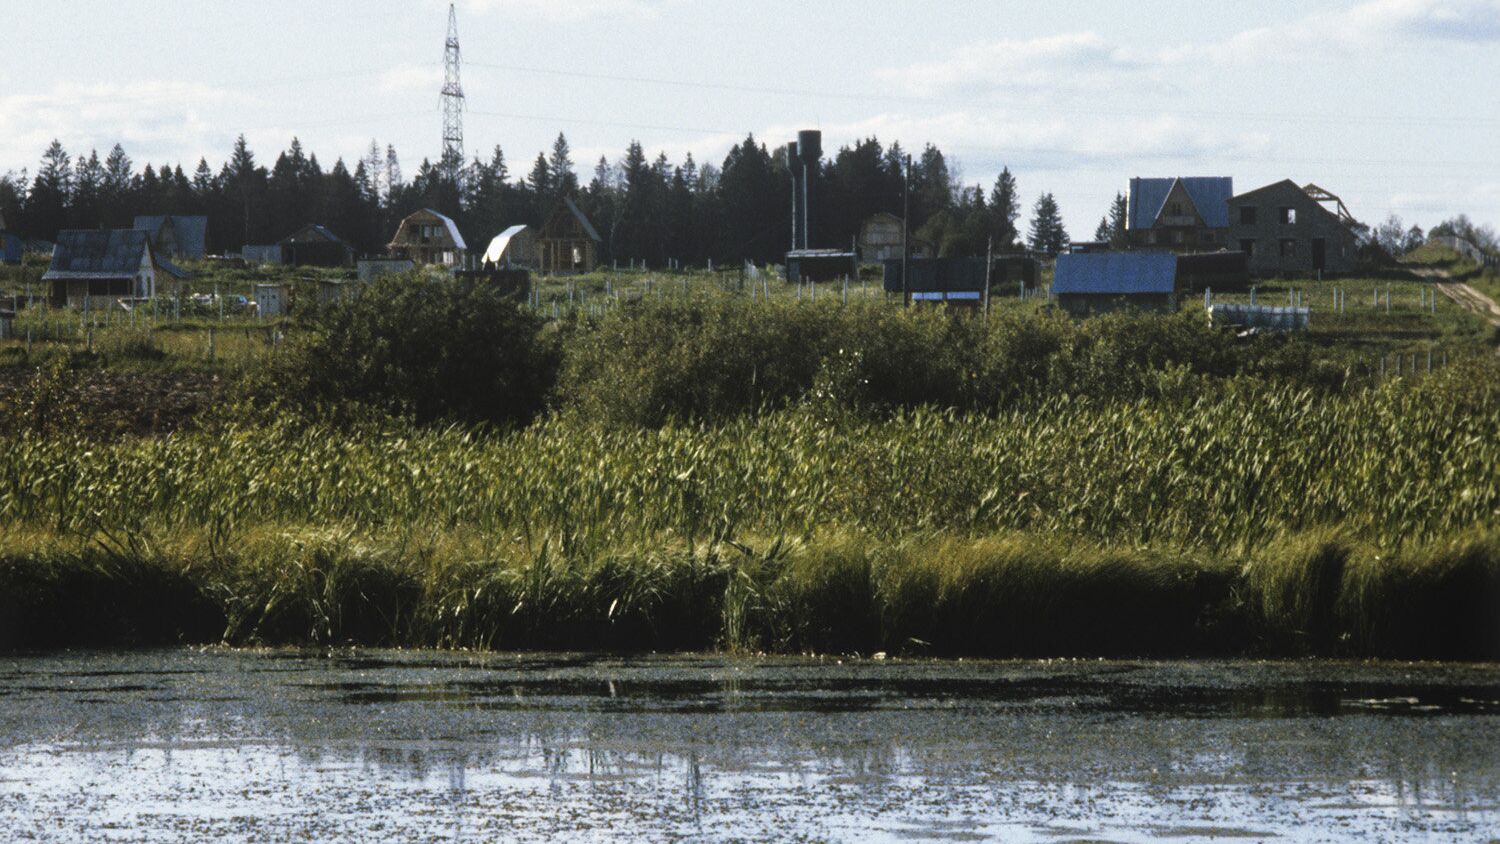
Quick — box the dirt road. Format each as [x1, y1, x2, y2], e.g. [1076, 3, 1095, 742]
[1414, 266, 1500, 327]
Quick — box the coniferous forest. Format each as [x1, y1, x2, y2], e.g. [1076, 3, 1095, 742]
[0, 133, 1041, 263]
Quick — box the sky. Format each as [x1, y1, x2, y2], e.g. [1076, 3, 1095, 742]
[2, 0, 1498, 237]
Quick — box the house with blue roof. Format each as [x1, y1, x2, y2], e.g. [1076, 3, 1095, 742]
[1126, 177, 1233, 251]
[1051, 252, 1180, 317]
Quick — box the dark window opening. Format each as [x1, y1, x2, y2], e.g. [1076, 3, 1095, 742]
[1279, 207, 1297, 225]
[1280, 239, 1297, 257]
[1239, 239, 1255, 256]
[1240, 206, 1257, 225]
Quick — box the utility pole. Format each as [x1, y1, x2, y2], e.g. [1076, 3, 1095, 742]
[441, 3, 466, 189]
[902, 153, 911, 307]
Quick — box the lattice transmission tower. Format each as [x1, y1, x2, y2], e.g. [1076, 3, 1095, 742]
[441, 3, 466, 185]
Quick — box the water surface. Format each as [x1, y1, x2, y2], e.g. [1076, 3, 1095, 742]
[1, 650, 1497, 841]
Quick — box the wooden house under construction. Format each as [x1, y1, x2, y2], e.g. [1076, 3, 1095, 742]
[536, 198, 600, 275]
[387, 208, 466, 266]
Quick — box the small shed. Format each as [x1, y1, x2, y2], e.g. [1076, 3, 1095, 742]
[787, 249, 858, 283]
[44, 229, 161, 309]
[482, 224, 535, 269]
[242, 244, 283, 266]
[882, 257, 988, 306]
[1176, 251, 1250, 293]
[281, 224, 355, 268]
[133, 215, 209, 259]
[536, 199, 600, 275]
[1, 232, 21, 265]
[253, 283, 287, 318]
[1052, 252, 1180, 316]
[387, 208, 466, 266]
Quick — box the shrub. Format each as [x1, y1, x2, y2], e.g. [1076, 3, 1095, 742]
[253, 272, 557, 428]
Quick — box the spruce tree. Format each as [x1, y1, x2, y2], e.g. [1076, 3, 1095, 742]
[1027, 192, 1068, 255]
[989, 166, 1019, 248]
[1107, 192, 1129, 247]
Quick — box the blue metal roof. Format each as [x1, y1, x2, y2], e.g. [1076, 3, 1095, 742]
[44, 230, 153, 279]
[1052, 252, 1178, 296]
[1128, 177, 1232, 230]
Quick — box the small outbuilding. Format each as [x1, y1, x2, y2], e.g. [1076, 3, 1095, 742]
[857, 212, 932, 262]
[1052, 252, 1180, 317]
[134, 215, 209, 260]
[1, 232, 21, 265]
[281, 224, 356, 268]
[387, 208, 466, 266]
[44, 229, 165, 309]
[482, 224, 535, 269]
[881, 257, 989, 307]
[536, 198, 600, 275]
[1176, 251, 1250, 293]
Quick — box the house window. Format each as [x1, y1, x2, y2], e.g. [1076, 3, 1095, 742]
[1147, 231, 1157, 245]
[1240, 239, 1255, 256]
[1172, 231, 1184, 244]
[1280, 207, 1297, 225]
[1280, 239, 1297, 257]
[1240, 206, 1257, 224]
[1168, 202, 1183, 216]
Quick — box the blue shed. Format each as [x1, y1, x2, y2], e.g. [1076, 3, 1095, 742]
[1, 232, 21, 265]
[1052, 252, 1180, 316]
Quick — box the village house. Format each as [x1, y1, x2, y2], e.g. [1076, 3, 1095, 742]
[1227, 180, 1359, 276]
[482, 224, 536, 269]
[44, 229, 179, 309]
[387, 208, 467, 266]
[1126, 177, 1233, 251]
[536, 199, 601, 275]
[133, 215, 209, 260]
[1052, 252, 1180, 317]
[281, 224, 356, 268]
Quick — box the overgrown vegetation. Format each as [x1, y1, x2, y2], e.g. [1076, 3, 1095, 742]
[1, 269, 1496, 656]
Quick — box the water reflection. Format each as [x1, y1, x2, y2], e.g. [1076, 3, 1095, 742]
[0, 651, 1496, 841]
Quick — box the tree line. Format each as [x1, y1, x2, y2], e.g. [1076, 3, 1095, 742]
[0, 134, 1073, 263]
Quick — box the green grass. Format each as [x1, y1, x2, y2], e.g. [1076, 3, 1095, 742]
[0, 365, 1495, 655]
[2, 524, 1494, 658]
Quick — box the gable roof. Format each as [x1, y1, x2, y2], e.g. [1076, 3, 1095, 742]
[1228, 179, 1356, 228]
[44, 230, 153, 279]
[483, 225, 531, 264]
[1128, 177, 1232, 230]
[541, 197, 601, 243]
[133, 215, 208, 258]
[1052, 252, 1178, 296]
[281, 223, 354, 249]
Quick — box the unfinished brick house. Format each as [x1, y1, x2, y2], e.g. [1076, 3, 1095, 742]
[1227, 181, 1359, 276]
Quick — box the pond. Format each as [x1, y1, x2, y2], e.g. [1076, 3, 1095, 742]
[1, 651, 1496, 841]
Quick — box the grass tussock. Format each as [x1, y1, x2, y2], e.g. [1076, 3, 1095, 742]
[2, 526, 1495, 659]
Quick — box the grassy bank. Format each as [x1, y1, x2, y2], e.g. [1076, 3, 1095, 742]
[1, 367, 1496, 656]
[2, 526, 1496, 659]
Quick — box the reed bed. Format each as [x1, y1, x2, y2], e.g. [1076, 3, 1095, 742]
[1, 367, 1495, 656]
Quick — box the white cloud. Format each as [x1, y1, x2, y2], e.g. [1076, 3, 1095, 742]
[883, 0, 1500, 97]
[0, 81, 244, 169]
[878, 32, 1143, 97]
